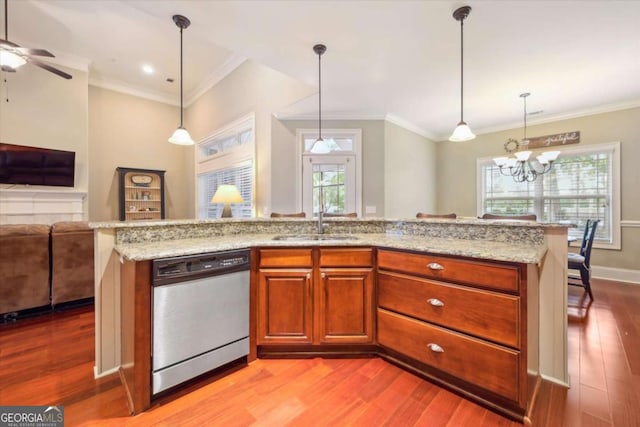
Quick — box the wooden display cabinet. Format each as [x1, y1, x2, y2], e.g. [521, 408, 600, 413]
[117, 167, 166, 221]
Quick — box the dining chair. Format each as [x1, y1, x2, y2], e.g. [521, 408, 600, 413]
[568, 219, 600, 300]
[416, 212, 457, 219]
[323, 212, 357, 218]
[270, 212, 306, 218]
[481, 213, 537, 221]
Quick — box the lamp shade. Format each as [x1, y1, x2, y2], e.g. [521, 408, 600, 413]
[0, 51, 27, 69]
[449, 121, 476, 142]
[168, 127, 194, 145]
[310, 138, 331, 154]
[211, 185, 244, 204]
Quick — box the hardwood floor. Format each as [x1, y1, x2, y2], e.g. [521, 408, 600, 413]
[1, 278, 638, 426]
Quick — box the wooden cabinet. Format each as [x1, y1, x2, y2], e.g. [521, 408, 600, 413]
[117, 167, 165, 221]
[317, 248, 374, 344]
[376, 248, 531, 421]
[258, 269, 313, 344]
[256, 247, 374, 347]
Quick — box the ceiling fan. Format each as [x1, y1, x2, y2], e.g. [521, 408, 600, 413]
[0, 0, 72, 79]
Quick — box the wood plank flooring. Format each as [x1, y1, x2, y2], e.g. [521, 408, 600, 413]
[1, 278, 638, 426]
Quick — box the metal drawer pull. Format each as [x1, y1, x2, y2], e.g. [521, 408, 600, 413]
[427, 343, 444, 353]
[427, 298, 444, 307]
[427, 262, 444, 270]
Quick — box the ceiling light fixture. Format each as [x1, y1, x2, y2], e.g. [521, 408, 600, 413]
[449, 6, 475, 142]
[142, 64, 154, 75]
[310, 44, 331, 154]
[168, 14, 194, 146]
[493, 93, 560, 182]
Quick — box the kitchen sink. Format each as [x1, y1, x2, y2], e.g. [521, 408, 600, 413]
[272, 234, 359, 241]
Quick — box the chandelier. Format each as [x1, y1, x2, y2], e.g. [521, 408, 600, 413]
[493, 93, 559, 182]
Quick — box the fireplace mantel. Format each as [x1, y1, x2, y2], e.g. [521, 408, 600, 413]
[0, 188, 86, 224]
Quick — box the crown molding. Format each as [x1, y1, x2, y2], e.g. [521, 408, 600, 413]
[185, 54, 246, 107]
[434, 98, 640, 141]
[384, 113, 437, 140]
[89, 54, 246, 107]
[88, 76, 177, 106]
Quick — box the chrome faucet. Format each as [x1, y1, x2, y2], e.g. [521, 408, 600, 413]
[317, 209, 325, 234]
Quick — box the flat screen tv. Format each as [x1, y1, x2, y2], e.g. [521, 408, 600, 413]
[0, 142, 76, 187]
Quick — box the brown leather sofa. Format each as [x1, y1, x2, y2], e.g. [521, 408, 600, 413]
[51, 221, 94, 306]
[0, 224, 51, 315]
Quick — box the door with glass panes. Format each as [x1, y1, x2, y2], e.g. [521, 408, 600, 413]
[302, 155, 356, 217]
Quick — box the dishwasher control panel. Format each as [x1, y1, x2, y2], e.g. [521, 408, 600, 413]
[152, 249, 250, 286]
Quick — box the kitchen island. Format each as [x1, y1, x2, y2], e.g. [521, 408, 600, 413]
[91, 217, 569, 423]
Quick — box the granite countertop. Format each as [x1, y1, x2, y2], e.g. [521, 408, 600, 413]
[91, 217, 571, 229]
[114, 232, 547, 265]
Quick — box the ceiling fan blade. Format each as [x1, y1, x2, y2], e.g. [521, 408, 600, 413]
[1, 65, 16, 72]
[0, 38, 20, 48]
[16, 47, 55, 57]
[28, 58, 72, 80]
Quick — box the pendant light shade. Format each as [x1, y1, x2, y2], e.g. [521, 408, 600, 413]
[449, 6, 475, 142]
[168, 14, 194, 146]
[310, 44, 331, 154]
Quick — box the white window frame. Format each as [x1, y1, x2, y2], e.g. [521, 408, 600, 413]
[295, 128, 362, 217]
[476, 141, 621, 250]
[195, 113, 256, 218]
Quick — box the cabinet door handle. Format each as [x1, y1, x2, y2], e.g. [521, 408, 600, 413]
[427, 343, 444, 353]
[427, 298, 444, 307]
[321, 272, 326, 280]
[427, 262, 444, 270]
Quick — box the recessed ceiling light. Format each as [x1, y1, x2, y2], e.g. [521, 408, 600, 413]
[142, 64, 154, 75]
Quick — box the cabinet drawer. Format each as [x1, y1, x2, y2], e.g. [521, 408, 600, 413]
[377, 249, 520, 292]
[319, 248, 373, 267]
[259, 249, 313, 268]
[378, 308, 520, 402]
[378, 271, 520, 348]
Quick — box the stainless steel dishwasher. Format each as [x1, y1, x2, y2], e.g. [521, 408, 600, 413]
[151, 249, 250, 395]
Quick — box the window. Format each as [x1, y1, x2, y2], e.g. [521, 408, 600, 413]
[296, 129, 362, 217]
[477, 141, 620, 249]
[196, 114, 255, 218]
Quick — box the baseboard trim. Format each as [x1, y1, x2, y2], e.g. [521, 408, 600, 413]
[94, 365, 120, 379]
[592, 265, 640, 284]
[540, 373, 570, 388]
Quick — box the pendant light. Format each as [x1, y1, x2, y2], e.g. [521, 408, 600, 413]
[449, 6, 475, 142]
[309, 44, 331, 154]
[168, 14, 194, 146]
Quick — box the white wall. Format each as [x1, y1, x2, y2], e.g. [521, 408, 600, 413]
[384, 121, 437, 218]
[0, 64, 89, 223]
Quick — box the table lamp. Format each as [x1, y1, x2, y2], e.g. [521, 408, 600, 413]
[211, 184, 243, 218]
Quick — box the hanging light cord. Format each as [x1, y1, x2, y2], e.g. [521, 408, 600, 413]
[522, 94, 527, 141]
[4, 0, 8, 40]
[459, 15, 464, 123]
[318, 49, 322, 141]
[179, 24, 184, 127]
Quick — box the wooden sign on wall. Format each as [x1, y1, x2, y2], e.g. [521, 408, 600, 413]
[527, 131, 580, 149]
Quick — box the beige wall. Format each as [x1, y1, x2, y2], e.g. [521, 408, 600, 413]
[0, 64, 89, 195]
[436, 107, 640, 271]
[187, 60, 315, 218]
[274, 119, 386, 217]
[384, 121, 437, 218]
[88, 86, 191, 221]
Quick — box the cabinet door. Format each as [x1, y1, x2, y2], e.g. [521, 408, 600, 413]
[317, 268, 374, 344]
[257, 269, 313, 344]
